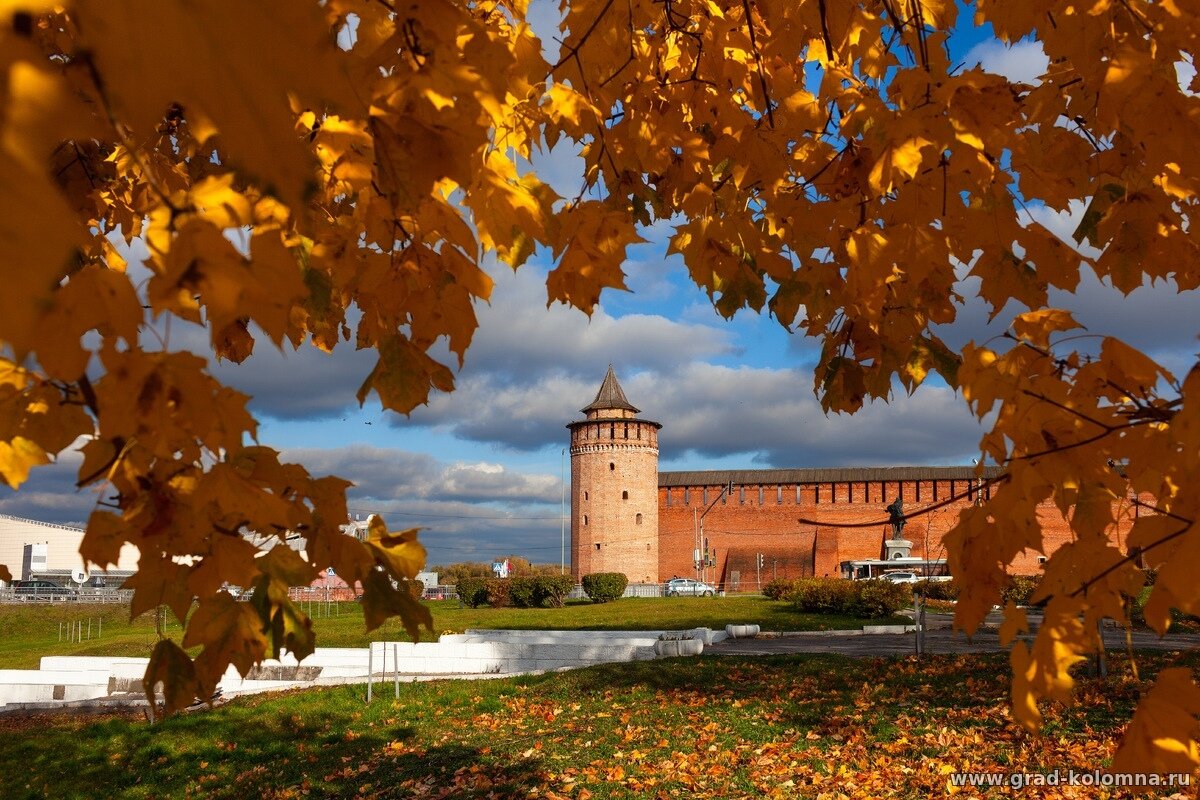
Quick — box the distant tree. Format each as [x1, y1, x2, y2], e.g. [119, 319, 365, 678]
[0, 2, 1198, 767]
[432, 562, 491, 586]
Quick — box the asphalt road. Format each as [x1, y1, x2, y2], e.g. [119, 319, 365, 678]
[707, 615, 1200, 658]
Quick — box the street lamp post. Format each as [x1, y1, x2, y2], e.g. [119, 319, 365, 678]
[693, 481, 733, 585]
[560, 448, 566, 576]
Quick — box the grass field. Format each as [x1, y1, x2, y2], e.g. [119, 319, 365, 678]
[0, 596, 907, 669]
[1, 650, 1193, 799]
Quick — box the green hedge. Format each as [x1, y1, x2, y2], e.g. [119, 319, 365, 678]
[581, 572, 628, 603]
[1001, 575, 1040, 606]
[789, 578, 855, 613]
[537, 575, 575, 608]
[484, 578, 511, 608]
[455, 577, 487, 608]
[457, 575, 577, 608]
[762, 578, 801, 600]
[787, 578, 910, 617]
[506, 575, 575, 608]
[853, 579, 912, 617]
[913, 579, 960, 601]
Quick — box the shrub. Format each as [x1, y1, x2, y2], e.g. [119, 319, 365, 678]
[789, 578, 855, 613]
[581, 572, 627, 603]
[508, 576, 537, 608]
[788, 578, 910, 617]
[455, 576, 487, 608]
[762, 578, 800, 600]
[913, 579, 960, 601]
[484, 578, 511, 608]
[852, 579, 912, 617]
[1001, 575, 1040, 606]
[536, 575, 575, 608]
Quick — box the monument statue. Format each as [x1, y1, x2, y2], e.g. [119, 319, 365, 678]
[886, 497, 906, 540]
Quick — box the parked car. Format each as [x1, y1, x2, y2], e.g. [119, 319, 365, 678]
[881, 572, 919, 584]
[664, 578, 717, 597]
[13, 580, 76, 598]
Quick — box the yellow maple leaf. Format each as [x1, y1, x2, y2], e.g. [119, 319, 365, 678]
[73, 0, 358, 210]
[0, 436, 49, 489]
[1113, 668, 1200, 774]
[868, 137, 932, 195]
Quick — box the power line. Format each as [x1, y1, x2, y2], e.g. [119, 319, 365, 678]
[348, 506, 563, 521]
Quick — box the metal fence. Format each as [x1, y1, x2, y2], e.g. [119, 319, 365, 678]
[0, 588, 134, 604]
[565, 582, 663, 600]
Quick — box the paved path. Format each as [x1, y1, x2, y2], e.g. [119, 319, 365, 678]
[708, 619, 1200, 658]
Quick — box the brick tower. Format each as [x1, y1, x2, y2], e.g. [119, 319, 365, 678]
[568, 366, 661, 583]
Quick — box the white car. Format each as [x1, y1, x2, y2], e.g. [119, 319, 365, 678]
[881, 572, 919, 584]
[664, 578, 717, 597]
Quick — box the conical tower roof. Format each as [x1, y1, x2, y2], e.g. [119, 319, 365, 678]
[581, 365, 639, 414]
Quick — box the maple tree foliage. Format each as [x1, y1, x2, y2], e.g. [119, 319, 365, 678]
[0, 0, 1197, 765]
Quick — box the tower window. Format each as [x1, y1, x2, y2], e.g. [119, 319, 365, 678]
[636, 513, 643, 525]
[777, 485, 783, 504]
[622, 490, 629, 500]
[636, 424, 641, 439]
[584, 491, 589, 501]
[683, 487, 690, 504]
[609, 462, 615, 471]
[583, 515, 588, 526]
[758, 486, 764, 505]
[623, 423, 628, 439]
[739, 486, 745, 504]
[610, 423, 615, 438]
[665, 488, 671, 506]
[595, 542, 600, 550]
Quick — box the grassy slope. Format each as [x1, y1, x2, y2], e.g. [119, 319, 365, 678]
[0, 596, 908, 669]
[1, 650, 1193, 799]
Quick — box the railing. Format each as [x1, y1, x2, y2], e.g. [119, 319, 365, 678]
[0, 588, 133, 604]
[565, 582, 664, 600]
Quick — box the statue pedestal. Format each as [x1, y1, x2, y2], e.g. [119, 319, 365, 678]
[883, 539, 913, 560]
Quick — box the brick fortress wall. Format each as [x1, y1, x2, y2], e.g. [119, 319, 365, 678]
[657, 469, 1145, 590]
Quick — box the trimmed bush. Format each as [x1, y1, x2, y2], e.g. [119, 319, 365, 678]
[762, 578, 800, 600]
[455, 576, 487, 608]
[852, 579, 912, 617]
[508, 576, 538, 608]
[536, 575, 575, 608]
[581, 572, 627, 603]
[484, 578, 511, 608]
[913, 579, 960, 601]
[1001, 575, 1040, 606]
[788, 577, 910, 618]
[788, 578, 855, 613]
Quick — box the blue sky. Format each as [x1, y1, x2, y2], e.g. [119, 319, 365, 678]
[3, 6, 1197, 569]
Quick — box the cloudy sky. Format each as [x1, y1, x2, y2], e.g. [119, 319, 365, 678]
[2, 8, 1197, 569]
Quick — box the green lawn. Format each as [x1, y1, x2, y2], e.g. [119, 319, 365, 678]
[0, 650, 1191, 799]
[0, 596, 907, 669]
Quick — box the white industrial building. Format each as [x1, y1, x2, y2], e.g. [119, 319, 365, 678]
[0, 514, 140, 588]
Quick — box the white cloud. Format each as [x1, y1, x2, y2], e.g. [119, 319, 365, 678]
[964, 38, 1048, 85]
